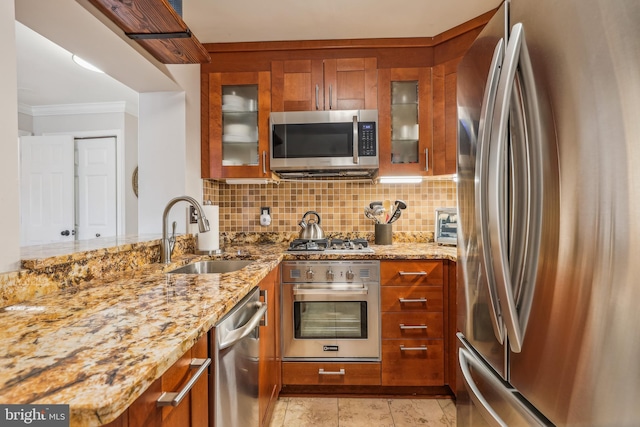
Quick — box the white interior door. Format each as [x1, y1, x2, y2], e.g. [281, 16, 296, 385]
[19, 135, 75, 246]
[75, 137, 117, 240]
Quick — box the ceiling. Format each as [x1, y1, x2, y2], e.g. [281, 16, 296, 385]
[15, 0, 500, 114]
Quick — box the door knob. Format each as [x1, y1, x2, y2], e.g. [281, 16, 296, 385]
[61, 230, 70, 236]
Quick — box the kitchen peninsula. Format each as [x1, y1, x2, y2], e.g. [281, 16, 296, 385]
[0, 235, 455, 426]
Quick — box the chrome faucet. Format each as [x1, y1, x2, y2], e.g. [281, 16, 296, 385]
[161, 196, 210, 264]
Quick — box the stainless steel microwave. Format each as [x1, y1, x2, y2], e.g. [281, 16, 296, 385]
[269, 110, 378, 179]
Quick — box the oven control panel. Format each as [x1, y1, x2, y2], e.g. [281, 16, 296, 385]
[282, 260, 380, 284]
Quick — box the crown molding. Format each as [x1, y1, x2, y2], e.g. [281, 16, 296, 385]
[23, 101, 138, 117]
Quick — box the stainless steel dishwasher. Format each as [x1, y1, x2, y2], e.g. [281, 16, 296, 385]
[211, 286, 267, 427]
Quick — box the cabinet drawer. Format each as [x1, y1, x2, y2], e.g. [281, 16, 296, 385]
[381, 339, 444, 386]
[381, 286, 443, 312]
[129, 335, 209, 427]
[381, 312, 443, 339]
[381, 260, 443, 286]
[282, 362, 381, 386]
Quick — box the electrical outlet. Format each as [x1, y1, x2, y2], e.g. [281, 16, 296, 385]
[260, 207, 271, 226]
[189, 206, 198, 224]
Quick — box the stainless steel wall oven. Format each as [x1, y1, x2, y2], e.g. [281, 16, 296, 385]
[281, 260, 380, 361]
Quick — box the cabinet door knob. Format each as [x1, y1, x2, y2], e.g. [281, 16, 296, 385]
[61, 230, 70, 236]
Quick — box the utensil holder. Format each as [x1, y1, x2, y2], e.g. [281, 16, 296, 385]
[375, 223, 393, 245]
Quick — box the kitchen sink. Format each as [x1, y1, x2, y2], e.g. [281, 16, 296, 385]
[168, 260, 253, 274]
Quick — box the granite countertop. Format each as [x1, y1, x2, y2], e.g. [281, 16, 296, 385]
[1, 240, 456, 426]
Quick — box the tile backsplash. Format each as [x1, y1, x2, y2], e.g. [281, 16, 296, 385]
[203, 178, 457, 238]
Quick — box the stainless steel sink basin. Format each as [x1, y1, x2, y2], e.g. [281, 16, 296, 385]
[168, 260, 253, 274]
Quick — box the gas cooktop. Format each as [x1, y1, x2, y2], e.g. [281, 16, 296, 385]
[287, 238, 374, 253]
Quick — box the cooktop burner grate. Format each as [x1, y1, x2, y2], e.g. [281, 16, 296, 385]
[287, 238, 372, 252]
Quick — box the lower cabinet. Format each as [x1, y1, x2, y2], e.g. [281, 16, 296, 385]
[381, 340, 445, 386]
[106, 266, 283, 427]
[282, 362, 381, 386]
[380, 260, 446, 387]
[258, 268, 281, 427]
[126, 334, 209, 427]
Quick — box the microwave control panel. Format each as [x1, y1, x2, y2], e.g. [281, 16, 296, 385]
[359, 122, 377, 156]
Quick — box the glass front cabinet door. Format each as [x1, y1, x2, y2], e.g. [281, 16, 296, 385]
[377, 68, 432, 176]
[203, 71, 271, 179]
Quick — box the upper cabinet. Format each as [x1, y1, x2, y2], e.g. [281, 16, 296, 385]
[201, 14, 491, 179]
[201, 71, 271, 179]
[271, 57, 377, 112]
[378, 67, 432, 177]
[432, 61, 459, 176]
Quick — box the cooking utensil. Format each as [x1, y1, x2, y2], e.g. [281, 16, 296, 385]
[369, 201, 382, 209]
[383, 199, 391, 222]
[388, 200, 407, 224]
[364, 207, 377, 223]
[298, 211, 325, 240]
[394, 199, 407, 211]
[388, 207, 402, 224]
[372, 206, 386, 225]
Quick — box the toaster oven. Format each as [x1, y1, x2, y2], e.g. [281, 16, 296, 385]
[435, 208, 457, 246]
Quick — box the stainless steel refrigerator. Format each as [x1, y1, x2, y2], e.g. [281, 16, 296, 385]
[456, 0, 640, 425]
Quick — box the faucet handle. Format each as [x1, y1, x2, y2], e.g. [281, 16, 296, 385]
[169, 221, 177, 253]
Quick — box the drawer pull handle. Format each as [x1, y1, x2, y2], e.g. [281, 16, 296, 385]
[400, 345, 428, 351]
[399, 271, 428, 276]
[157, 358, 211, 407]
[400, 324, 428, 330]
[399, 298, 428, 303]
[318, 368, 345, 376]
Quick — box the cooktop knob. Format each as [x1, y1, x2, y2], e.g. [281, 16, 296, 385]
[346, 269, 355, 280]
[306, 269, 315, 280]
[326, 269, 334, 280]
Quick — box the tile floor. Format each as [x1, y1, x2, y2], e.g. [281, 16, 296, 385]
[268, 397, 456, 427]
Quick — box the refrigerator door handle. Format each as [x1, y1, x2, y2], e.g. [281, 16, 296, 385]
[488, 23, 542, 353]
[475, 39, 506, 344]
[459, 347, 509, 427]
[458, 337, 550, 427]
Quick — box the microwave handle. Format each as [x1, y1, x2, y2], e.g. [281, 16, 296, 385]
[353, 115, 359, 165]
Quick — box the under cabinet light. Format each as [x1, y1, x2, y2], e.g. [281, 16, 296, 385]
[72, 55, 104, 73]
[378, 176, 423, 184]
[225, 178, 274, 185]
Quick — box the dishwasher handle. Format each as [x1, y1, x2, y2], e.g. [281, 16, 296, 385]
[218, 302, 268, 350]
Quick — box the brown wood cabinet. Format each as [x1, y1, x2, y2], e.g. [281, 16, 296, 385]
[201, 15, 494, 179]
[432, 60, 459, 175]
[377, 67, 433, 177]
[380, 260, 445, 386]
[258, 268, 281, 427]
[271, 57, 377, 112]
[201, 71, 271, 179]
[125, 334, 209, 427]
[282, 362, 381, 386]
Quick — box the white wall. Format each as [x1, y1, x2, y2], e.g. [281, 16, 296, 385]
[138, 64, 203, 236]
[167, 64, 203, 200]
[0, 1, 21, 272]
[138, 92, 188, 234]
[18, 111, 33, 134]
[125, 112, 139, 235]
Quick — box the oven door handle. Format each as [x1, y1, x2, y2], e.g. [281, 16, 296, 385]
[293, 285, 369, 296]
